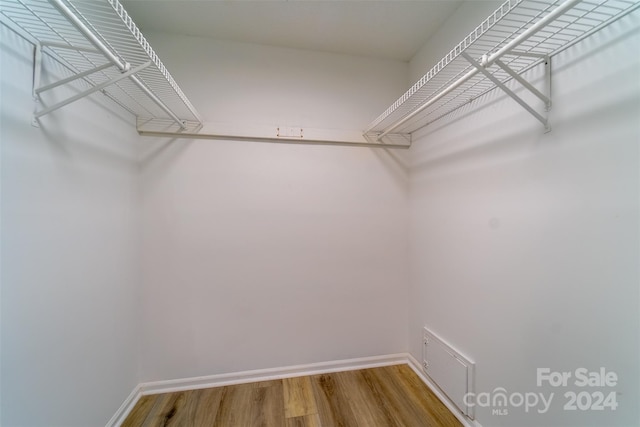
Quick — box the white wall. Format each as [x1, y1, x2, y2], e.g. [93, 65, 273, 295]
[0, 27, 140, 426]
[3, 4, 637, 426]
[408, 6, 639, 427]
[137, 34, 411, 381]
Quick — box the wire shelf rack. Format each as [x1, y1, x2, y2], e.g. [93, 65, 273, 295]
[0, 0, 202, 127]
[364, 0, 639, 144]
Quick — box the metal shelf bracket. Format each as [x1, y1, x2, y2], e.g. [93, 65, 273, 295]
[33, 61, 151, 120]
[461, 52, 551, 132]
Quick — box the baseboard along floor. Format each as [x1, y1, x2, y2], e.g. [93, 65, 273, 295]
[121, 364, 462, 426]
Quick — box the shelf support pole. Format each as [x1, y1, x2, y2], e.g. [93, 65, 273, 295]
[32, 43, 42, 100]
[494, 58, 550, 109]
[35, 62, 114, 95]
[34, 61, 150, 119]
[461, 52, 549, 131]
[544, 56, 552, 112]
[39, 40, 101, 54]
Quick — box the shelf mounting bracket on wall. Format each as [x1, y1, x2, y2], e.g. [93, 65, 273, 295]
[35, 61, 114, 95]
[461, 52, 551, 132]
[32, 42, 42, 101]
[34, 61, 151, 120]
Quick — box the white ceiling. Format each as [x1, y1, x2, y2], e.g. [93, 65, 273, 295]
[120, 0, 464, 62]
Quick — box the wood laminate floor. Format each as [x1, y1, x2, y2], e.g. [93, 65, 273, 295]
[122, 364, 463, 427]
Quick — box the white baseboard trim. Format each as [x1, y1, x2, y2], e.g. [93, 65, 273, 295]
[105, 385, 142, 427]
[139, 353, 408, 396]
[407, 354, 483, 427]
[108, 353, 482, 427]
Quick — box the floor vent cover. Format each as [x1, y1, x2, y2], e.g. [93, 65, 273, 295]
[423, 327, 475, 419]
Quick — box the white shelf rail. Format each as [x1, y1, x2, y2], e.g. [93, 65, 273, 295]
[364, 0, 640, 145]
[0, 0, 202, 129]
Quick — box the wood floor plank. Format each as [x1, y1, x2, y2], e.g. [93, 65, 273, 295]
[335, 369, 402, 427]
[285, 413, 322, 427]
[362, 366, 434, 427]
[179, 387, 224, 426]
[155, 391, 193, 426]
[390, 364, 462, 427]
[121, 395, 157, 427]
[251, 381, 286, 426]
[140, 391, 188, 427]
[254, 379, 281, 388]
[311, 372, 359, 427]
[357, 368, 410, 427]
[212, 383, 255, 427]
[283, 376, 318, 418]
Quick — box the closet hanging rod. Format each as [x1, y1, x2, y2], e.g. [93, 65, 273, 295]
[375, 0, 581, 142]
[48, 0, 187, 129]
[49, 0, 123, 68]
[137, 130, 410, 149]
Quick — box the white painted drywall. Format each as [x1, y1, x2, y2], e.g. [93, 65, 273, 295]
[3, 4, 637, 427]
[408, 7, 640, 427]
[0, 27, 140, 426]
[137, 34, 411, 381]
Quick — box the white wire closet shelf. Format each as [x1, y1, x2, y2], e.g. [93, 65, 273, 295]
[0, 0, 202, 129]
[1, 0, 638, 148]
[364, 0, 640, 145]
